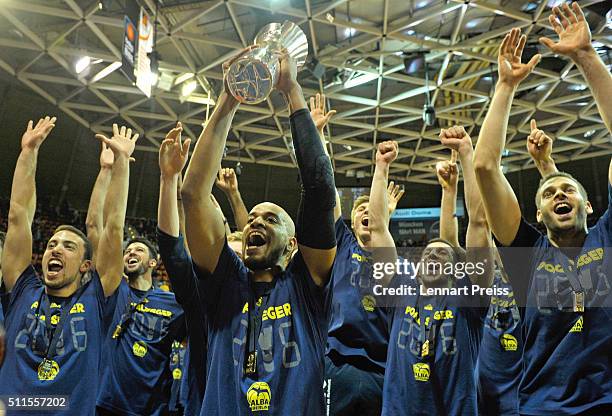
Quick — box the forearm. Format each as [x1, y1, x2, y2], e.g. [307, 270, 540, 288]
[10, 148, 38, 225]
[86, 167, 111, 257]
[474, 83, 515, 166]
[319, 130, 342, 222]
[226, 191, 249, 231]
[460, 150, 482, 221]
[573, 48, 612, 133]
[182, 93, 239, 202]
[534, 157, 558, 177]
[369, 162, 390, 236]
[158, 174, 180, 237]
[177, 176, 189, 255]
[286, 85, 308, 114]
[440, 186, 459, 247]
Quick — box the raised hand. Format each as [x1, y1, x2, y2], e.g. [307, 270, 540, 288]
[275, 52, 299, 95]
[99, 143, 114, 168]
[95, 124, 139, 159]
[539, 2, 593, 61]
[387, 181, 405, 214]
[21, 116, 57, 150]
[439, 125, 473, 156]
[498, 28, 541, 88]
[159, 122, 191, 177]
[527, 119, 554, 162]
[215, 168, 239, 194]
[309, 93, 336, 132]
[436, 152, 458, 190]
[376, 140, 399, 166]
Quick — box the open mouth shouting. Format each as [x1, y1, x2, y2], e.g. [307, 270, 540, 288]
[46, 258, 64, 278]
[246, 231, 267, 254]
[553, 201, 573, 220]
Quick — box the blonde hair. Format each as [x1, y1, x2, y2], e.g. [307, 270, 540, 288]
[350, 195, 370, 227]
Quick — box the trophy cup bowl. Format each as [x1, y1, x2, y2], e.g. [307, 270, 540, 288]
[226, 21, 308, 105]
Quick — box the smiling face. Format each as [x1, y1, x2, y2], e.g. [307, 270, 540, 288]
[242, 202, 296, 271]
[123, 242, 156, 279]
[536, 176, 592, 234]
[42, 230, 90, 293]
[418, 241, 455, 288]
[351, 201, 370, 246]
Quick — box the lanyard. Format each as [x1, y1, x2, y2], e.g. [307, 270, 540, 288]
[244, 281, 273, 376]
[556, 252, 588, 313]
[416, 291, 441, 361]
[112, 289, 151, 339]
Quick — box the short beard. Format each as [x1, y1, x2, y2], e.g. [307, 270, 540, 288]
[244, 246, 287, 271]
[124, 264, 147, 280]
[44, 272, 80, 291]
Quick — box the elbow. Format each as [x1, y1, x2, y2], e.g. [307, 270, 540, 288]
[473, 158, 498, 179]
[181, 186, 202, 206]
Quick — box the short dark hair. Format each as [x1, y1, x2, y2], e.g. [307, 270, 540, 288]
[53, 225, 92, 261]
[126, 237, 158, 261]
[426, 238, 466, 263]
[535, 171, 588, 208]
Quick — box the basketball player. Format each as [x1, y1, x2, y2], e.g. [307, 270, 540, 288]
[96, 125, 188, 416]
[473, 11, 612, 413]
[0, 119, 136, 415]
[179, 49, 336, 415]
[309, 93, 404, 415]
[383, 126, 494, 415]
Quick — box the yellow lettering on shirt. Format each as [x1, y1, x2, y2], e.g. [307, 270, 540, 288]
[131, 302, 172, 317]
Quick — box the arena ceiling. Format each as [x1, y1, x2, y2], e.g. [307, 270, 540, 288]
[0, 0, 610, 186]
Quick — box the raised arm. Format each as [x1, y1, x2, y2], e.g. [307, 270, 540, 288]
[369, 141, 399, 287]
[474, 28, 540, 246]
[1, 117, 56, 291]
[441, 126, 494, 287]
[85, 143, 113, 265]
[527, 119, 558, 178]
[95, 124, 139, 297]
[387, 181, 405, 219]
[540, 2, 612, 133]
[181, 51, 245, 274]
[309, 93, 341, 222]
[158, 122, 191, 238]
[278, 55, 337, 286]
[215, 168, 249, 231]
[436, 153, 460, 248]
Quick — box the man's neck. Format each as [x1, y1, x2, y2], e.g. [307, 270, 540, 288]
[129, 273, 153, 291]
[547, 227, 587, 253]
[251, 269, 275, 283]
[45, 285, 78, 298]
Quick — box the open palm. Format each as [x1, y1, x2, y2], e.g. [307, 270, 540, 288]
[159, 122, 191, 177]
[498, 28, 541, 88]
[539, 3, 591, 60]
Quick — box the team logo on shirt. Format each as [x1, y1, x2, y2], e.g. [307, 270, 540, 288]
[132, 341, 148, 357]
[247, 382, 271, 412]
[362, 295, 376, 312]
[412, 363, 430, 382]
[569, 316, 583, 333]
[500, 334, 518, 351]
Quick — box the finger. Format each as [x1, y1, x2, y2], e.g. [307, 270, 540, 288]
[309, 96, 315, 111]
[457, 125, 467, 137]
[321, 94, 327, 113]
[388, 181, 394, 192]
[553, 6, 569, 30]
[450, 150, 458, 164]
[499, 33, 510, 55]
[562, 3, 577, 25]
[548, 14, 563, 35]
[572, 2, 585, 22]
[182, 138, 192, 156]
[316, 93, 320, 110]
[132, 133, 139, 142]
[530, 119, 537, 131]
[526, 54, 541, 71]
[94, 134, 111, 146]
[509, 28, 519, 50]
[126, 128, 132, 140]
[49, 116, 57, 125]
[129, 157, 136, 163]
[539, 36, 556, 51]
[515, 35, 527, 59]
[120, 125, 126, 137]
[35, 118, 43, 129]
[27, 120, 33, 131]
[113, 123, 119, 137]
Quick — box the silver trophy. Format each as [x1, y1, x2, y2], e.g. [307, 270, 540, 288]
[226, 21, 308, 105]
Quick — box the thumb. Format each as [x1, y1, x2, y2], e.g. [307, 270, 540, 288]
[182, 138, 192, 156]
[538, 37, 555, 51]
[94, 134, 111, 146]
[526, 54, 541, 71]
[530, 119, 537, 132]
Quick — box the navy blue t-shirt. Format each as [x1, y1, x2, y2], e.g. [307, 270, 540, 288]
[497, 183, 612, 415]
[196, 241, 331, 416]
[96, 279, 186, 416]
[157, 230, 208, 416]
[327, 219, 389, 372]
[0, 265, 110, 415]
[383, 277, 487, 416]
[477, 272, 522, 416]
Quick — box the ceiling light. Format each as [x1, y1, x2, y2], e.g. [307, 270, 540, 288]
[75, 56, 91, 74]
[583, 129, 596, 138]
[344, 72, 378, 89]
[568, 84, 587, 91]
[181, 80, 197, 97]
[344, 27, 356, 37]
[406, 29, 416, 35]
[494, 9, 505, 15]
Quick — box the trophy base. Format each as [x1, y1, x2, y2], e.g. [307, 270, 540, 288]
[227, 57, 275, 105]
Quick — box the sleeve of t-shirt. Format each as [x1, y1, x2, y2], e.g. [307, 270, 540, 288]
[497, 218, 543, 307]
[335, 218, 354, 248]
[193, 241, 246, 318]
[3, 265, 42, 319]
[157, 228, 199, 308]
